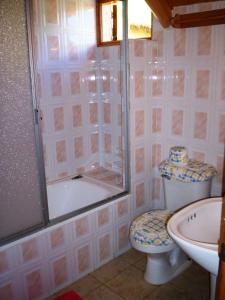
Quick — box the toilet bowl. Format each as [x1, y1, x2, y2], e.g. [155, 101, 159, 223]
[130, 210, 191, 284]
[129, 146, 217, 285]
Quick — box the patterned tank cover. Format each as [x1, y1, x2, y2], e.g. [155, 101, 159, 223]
[130, 210, 173, 247]
[159, 159, 217, 183]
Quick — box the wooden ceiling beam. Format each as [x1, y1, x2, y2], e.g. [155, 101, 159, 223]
[168, 0, 224, 8]
[171, 8, 225, 27]
[145, 0, 172, 28]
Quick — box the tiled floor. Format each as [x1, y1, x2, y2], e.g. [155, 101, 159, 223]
[48, 249, 210, 300]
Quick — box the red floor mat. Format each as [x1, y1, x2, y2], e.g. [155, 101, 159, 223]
[53, 290, 83, 300]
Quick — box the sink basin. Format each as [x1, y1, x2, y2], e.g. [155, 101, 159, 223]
[167, 197, 222, 300]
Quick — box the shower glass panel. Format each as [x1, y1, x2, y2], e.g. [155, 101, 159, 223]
[0, 0, 47, 244]
[31, 0, 128, 220]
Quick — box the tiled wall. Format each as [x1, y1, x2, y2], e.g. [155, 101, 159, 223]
[0, 195, 131, 300]
[129, 2, 225, 211]
[1, 2, 225, 299]
[34, 0, 123, 182]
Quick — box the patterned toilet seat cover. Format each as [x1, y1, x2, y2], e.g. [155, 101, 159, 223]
[130, 210, 173, 247]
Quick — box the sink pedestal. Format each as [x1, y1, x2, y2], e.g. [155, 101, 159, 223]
[210, 273, 216, 300]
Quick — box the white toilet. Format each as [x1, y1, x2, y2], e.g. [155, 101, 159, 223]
[130, 146, 217, 285]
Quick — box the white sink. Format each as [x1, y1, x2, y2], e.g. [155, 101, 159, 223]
[167, 197, 222, 300]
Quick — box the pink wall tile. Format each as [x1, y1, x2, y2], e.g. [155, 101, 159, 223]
[152, 69, 163, 97]
[0, 251, 8, 274]
[135, 110, 145, 137]
[104, 103, 111, 124]
[65, 0, 76, 20]
[0, 283, 13, 300]
[135, 147, 145, 174]
[217, 156, 224, 184]
[51, 72, 62, 97]
[53, 256, 68, 287]
[117, 199, 128, 218]
[56, 140, 67, 163]
[173, 70, 185, 97]
[74, 137, 83, 159]
[47, 36, 59, 60]
[89, 103, 98, 124]
[196, 70, 210, 98]
[72, 105, 82, 127]
[101, 47, 110, 60]
[174, 29, 186, 56]
[77, 245, 90, 273]
[87, 71, 97, 93]
[152, 178, 161, 200]
[134, 40, 144, 57]
[46, 0, 57, 24]
[197, 27, 212, 56]
[99, 234, 110, 262]
[194, 112, 208, 140]
[26, 269, 43, 300]
[219, 114, 225, 144]
[87, 46, 96, 61]
[135, 71, 144, 98]
[152, 108, 162, 133]
[118, 224, 128, 249]
[171, 110, 183, 136]
[91, 133, 99, 153]
[152, 144, 161, 168]
[102, 70, 110, 93]
[58, 172, 68, 179]
[21, 238, 39, 263]
[104, 133, 112, 153]
[50, 227, 65, 249]
[222, 71, 225, 101]
[152, 31, 163, 59]
[98, 207, 109, 227]
[136, 182, 144, 208]
[193, 151, 205, 162]
[75, 217, 89, 238]
[53, 107, 64, 131]
[70, 72, 80, 95]
[68, 35, 78, 60]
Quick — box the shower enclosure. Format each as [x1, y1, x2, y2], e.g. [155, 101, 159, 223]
[31, 0, 129, 220]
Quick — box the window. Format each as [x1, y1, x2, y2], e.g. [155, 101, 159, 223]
[96, 0, 152, 46]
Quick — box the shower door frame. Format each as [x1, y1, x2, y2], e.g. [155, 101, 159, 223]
[27, 0, 130, 226]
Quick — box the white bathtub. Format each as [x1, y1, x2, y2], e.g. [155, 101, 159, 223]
[47, 177, 121, 219]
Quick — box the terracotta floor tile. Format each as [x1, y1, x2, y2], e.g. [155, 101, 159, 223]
[143, 283, 190, 300]
[119, 248, 145, 265]
[92, 254, 131, 283]
[69, 274, 101, 297]
[83, 285, 124, 300]
[170, 263, 210, 300]
[106, 265, 157, 300]
[134, 256, 147, 272]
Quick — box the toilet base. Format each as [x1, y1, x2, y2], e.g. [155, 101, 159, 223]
[144, 244, 192, 285]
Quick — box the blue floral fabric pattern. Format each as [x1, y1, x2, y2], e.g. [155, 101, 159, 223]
[130, 210, 173, 247]
[159, 159, 217, 183]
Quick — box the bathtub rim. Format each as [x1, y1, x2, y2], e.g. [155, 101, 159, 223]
[47, 176, 124, 220]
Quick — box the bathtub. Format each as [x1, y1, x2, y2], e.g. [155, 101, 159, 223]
[47, 177, 121, 219]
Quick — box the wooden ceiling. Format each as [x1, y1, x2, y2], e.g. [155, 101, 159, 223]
[145, 0, 225, 28]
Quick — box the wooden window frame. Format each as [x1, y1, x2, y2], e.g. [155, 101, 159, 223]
[96, 0, 121, 47]
[96, 0, 153, 47]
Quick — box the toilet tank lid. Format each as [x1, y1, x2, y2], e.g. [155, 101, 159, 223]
[159, 159, 217, 183]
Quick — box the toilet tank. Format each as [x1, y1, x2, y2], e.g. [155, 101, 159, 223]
[163, 177, 212, 213]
